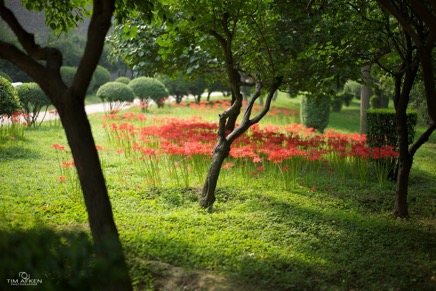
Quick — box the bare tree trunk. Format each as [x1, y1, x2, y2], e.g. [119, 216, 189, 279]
[60, 99, 131, 289]
[200, 79, 282, 207]
[199, 140, 231, 207]
[360, 64, 371, 134]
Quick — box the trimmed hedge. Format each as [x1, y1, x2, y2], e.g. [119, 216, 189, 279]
[96, 81, 135, 103]
[93, 65, 111, 91]
[300, 94, 330, 133]
[60, 66, 96, 92]
[0, 76, 20, 116]
[367, 108, 417, 149]
[16, 82, 51, 126]
[114, 76, 131, 84]
[128, 77, 169, 108]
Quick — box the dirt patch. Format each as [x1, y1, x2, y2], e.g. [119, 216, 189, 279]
[139, 260, 266, 291]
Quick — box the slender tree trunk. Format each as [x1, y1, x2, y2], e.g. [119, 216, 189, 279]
[199, 140, 231, 207]
[59, 98, 132, 290]
[225, 90, 241, 132]
[360, 64, 371, 134]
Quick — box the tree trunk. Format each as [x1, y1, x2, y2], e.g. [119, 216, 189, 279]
[59, 99, 132, 290]
[199, 140, 230, 207]
[360, 64, 371, 134]
[225, 90, 241, 132]
[395, 152, 412, 217]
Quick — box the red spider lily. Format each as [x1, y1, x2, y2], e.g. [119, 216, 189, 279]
[61, 160, 75, 168]
[52, 143, 65, 151]
[223, 162, 234, 170]
[95, 145, 106, 151]
[371, 146, 399, 159]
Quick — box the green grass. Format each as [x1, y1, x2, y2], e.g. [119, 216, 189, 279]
[1, 93, 435, 290]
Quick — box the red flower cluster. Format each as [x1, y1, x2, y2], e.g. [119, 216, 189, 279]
[102, 114, 398, 167]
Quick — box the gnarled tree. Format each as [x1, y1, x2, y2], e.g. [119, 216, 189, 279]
[0, 0, 132, 289]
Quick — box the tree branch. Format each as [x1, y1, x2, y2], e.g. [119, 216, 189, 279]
[0, 0, 62, 70]
[376, 0, 422, 46]
[409, 123, 436, 156]
[72, 0, 115, 99]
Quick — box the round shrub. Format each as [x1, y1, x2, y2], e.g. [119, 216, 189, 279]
[96, 81, 135, 102]
[128, 77, 169, 108]
[114, 76, 130, 84]
[300, 94, 330, 133]
[16, 82, 51, 126]
[60, 66, 77, 86]
[0, 76, 20, 116]
[60, 66, 95, 92]
[92, 65, 111, 91]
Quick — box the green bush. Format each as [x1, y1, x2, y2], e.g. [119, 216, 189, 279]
[93, 65, 111, 91]
[331, 96, 343, 112]
[300, 94, 330, 133]
[60, 66, 96, 92]
[0, 71, 12, 82]
[96, 81, 135, 112]
[60, 66, 77, 87]
[114, 76, 131, 84]
[0, 76, 20, 116]
[129, 77, 169, 108]
[16, 83, 51, 126]
[367, 108, 417, 149]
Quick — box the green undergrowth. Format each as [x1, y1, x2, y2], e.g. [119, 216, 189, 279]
[1, 94, 435, 290]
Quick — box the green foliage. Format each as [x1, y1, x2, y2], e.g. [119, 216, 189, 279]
[16, 82, 51, 126]
[92, 65, 111, 91]
[114, 76, 131, 84]
[0, 76, 20, 116]
[0, 71, 12, 82]
[96, 81, 135, 103]
[331, 96, 343, 112]
[367, 109, 418, 149]
[128, 77, 168, 107]
[0, 98, 435, 290]
[370, 94, 382, 109]
[21, 0, 90, 34]
[60, 66, 95, 92]
[60, 66, 77, 87]
[300, 94, 330, 133]
[344, 80, 361, 101]
[49, 31, 86, 66]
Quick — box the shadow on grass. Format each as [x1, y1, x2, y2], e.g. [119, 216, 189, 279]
[122, 186, 436, 290]
[0, 144, 41, 160]
[0, 227, 125, 291]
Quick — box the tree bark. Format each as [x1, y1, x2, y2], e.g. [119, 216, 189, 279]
[0, 1, 133, 289]
[200, 79, 282, 208]
[360, 64, 371, 134]
[59, 98, 131, 290]
[199, 141, 231, 207]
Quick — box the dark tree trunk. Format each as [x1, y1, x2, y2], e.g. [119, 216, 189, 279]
[225, 90, 241, 132]
[0, 1, 133, 289]
[200, 79, 282, 207]
[59, 98, 131, 289]
[199, 140, 231, 207]
[392, 34, 418, 218]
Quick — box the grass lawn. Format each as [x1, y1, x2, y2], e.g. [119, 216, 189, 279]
[1, 92, 435, 290]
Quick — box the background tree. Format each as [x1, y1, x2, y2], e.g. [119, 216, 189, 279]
[16, 82, 51, 126]
[0, 0, 133, 289]
[373, 0, 436, 217]
[96, 81, 135, 112]
[0, 76, 20, 116]
[128, 77, 169, 109]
